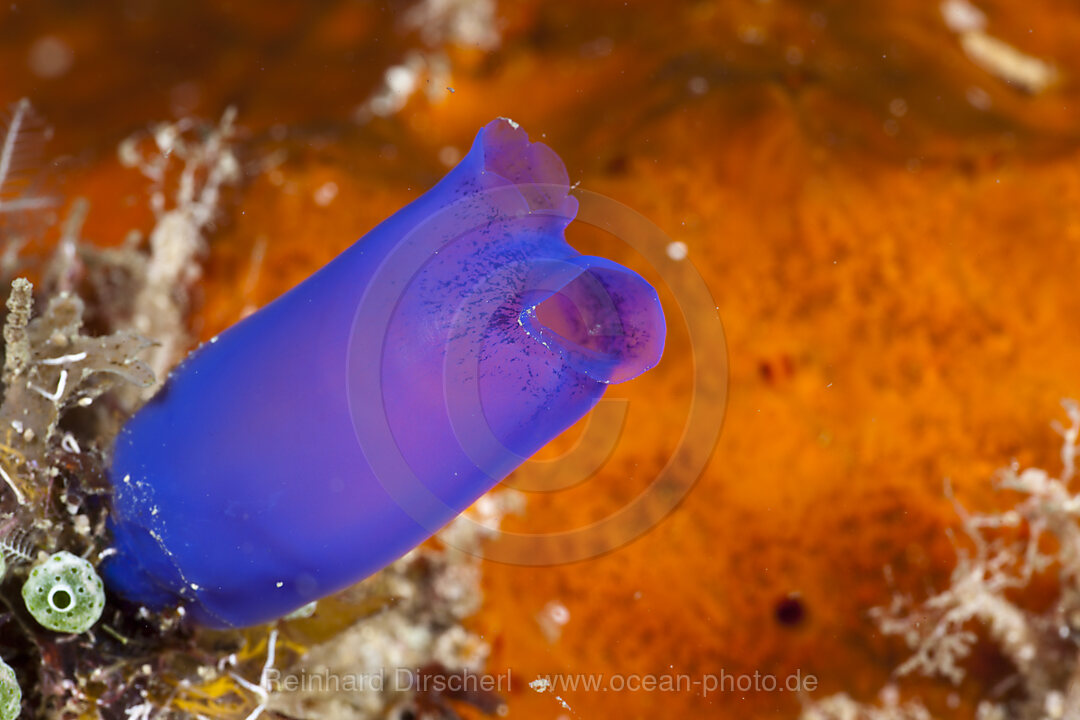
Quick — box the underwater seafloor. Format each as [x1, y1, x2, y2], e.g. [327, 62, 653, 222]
[3, 0, 1080, 719]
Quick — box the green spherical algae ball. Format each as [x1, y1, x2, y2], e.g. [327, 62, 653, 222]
[0, 656, 19, 720]
[21, 551, 105, 634]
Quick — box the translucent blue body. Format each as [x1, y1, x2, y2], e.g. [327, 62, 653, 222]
[103, 119, 666, 628]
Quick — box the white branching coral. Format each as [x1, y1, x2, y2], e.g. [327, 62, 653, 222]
[355, 0, 499, 120]
[358, 51, 443, 119]
[801, 400, 1080, 720]
[114, 108, 241, 393]
[401, 0, 499, 51]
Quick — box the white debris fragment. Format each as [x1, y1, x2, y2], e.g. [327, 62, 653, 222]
[313, 181, 338, 207]
[358, 53, 427, 118]
[528, 676, 573, 712]
[438, 146, 461, 167]
[959, 31, 1056, 93]
[941, 0, 986, 33]
[529, 677, 551, 692]
[537, 600, 570, 642]
[666, 240, 689, 261]
[941, 0, 1056, 93]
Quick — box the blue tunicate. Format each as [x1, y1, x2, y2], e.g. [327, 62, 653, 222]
[103, 119, 666, 628]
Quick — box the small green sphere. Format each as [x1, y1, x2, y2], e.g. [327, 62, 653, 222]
[21, 551, 105, 634]
[0, 656, 19, 720]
